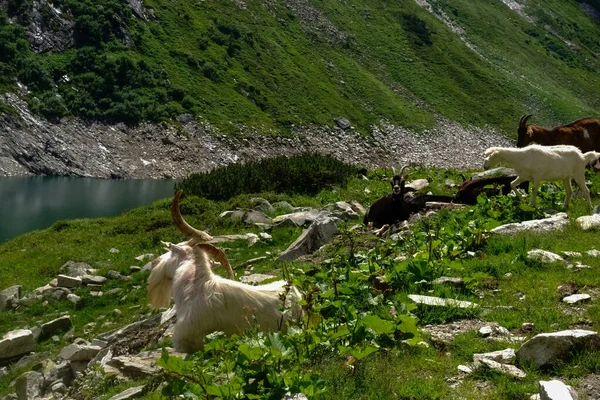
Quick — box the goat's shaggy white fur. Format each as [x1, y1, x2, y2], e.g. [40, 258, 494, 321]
[483, 144, 600, 209]
[147, 190, 302, 353]
[148, 243, 302, 353]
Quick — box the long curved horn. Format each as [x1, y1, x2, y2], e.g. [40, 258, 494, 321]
[519, 114, 533, 128]
[195, 243, 235, 280]
[399, 164, 410, 178]
[172, 190, 213, 243]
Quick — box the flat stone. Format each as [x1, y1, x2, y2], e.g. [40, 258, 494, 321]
[59, 344, 102, 361]
[278, 216, 337, 261]
[433, 277, 464, 288]
[66, 294, 81, 304]
[490, 213, 569, 235]
[334, 117, 350, 130]
[538, 379, 578, 400]
[106, 355, 160, 378]
[82, 275, 107, 285]
[562, 294, 592, 304]
[0, 329, 35, 361]
[576, 214, 600, 230]
[479, 326, 493, 337]
[134, 253, 154, 262]
[406, 178, 429, 191]
[457, 365, 473, 374]
[39, 316, 73, 340]
[474, 357, 526, 379]
[108, 385, 145, 400]
[587, 249, 600, 257]
[60, 261, 95, 277]
[239, 274, 276, 284]
[566, 262, 592, 270]
[473, 348, 516, 364]
[517, 329, 600, 368]
[408, 295, 478, 309]
[57, 274, 82, 288]
[0, 285, 22, 311]
[14, 371, 44, 400]
[527, 250, 565, 264]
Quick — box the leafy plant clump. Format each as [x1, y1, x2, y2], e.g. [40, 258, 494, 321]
[176, 153, 363, 200]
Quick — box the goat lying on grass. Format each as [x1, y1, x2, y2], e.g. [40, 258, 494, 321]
[148, 190, 302, 353]
[483, 144, 600, 209]
[363, 166, 410, 229]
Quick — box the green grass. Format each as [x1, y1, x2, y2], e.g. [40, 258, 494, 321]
[4, 166, 600, 397]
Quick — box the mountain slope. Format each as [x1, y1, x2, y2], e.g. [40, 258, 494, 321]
[0, 0, 599, 136]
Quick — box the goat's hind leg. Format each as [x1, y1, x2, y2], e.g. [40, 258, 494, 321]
[529, 179, 541, 207]
[572, 174, 592, 209]
[510, 176, 527, 197]
[562, 178, 573, 209]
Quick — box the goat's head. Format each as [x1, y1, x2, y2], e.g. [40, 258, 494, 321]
[483, 148, 502, 170]
[517, 114, 534, 147]
[390, 165, 410, 195]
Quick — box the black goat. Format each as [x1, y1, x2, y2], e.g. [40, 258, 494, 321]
[364, 170, 528, 231]
[363, 168, 410, 229]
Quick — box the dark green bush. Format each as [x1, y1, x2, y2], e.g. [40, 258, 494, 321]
[176, 153, 362, 200]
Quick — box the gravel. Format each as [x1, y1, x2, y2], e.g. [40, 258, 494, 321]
[0, 93, 514, 178]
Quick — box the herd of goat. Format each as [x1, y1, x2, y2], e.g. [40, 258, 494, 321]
[147, 114, 600, 354]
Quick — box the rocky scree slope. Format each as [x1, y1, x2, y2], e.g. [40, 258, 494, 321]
[0, 94, 511, 178]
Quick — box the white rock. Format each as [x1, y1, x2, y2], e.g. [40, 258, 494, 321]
[134, 253, 155, 262]
[576, 214, 600, 231]
[14, 370, 44, 400]
[474, 357, 526, 379]
[457, 365, 473, 374]
[56, 274, 82, 288]
[406, 178, 429, 191]
[59, 344, 102, 361]
[562, 294, 592, 304]
[473, 348, 516, 364]
[561, 251, 582, 258]
[0, 329, 35, 361]
[517, 329, 600, 368]
[108, 385, 145, 400]
[527, 250, 565, 264]
[586, 249, 600, 257]
[479, 326, 493, 337]
[239, 274, 276, 284]
[538, 379, 578, 400]
[490, 213, 569, 235]
[407, 295, 478, 309]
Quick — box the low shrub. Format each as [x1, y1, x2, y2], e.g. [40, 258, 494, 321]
[176, 153, 362, 200]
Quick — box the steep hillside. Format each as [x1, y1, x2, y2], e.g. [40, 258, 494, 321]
[1, 0, 600, 136]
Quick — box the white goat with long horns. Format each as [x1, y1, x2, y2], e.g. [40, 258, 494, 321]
[483, 144, 600, 209]
[147, 190, 302, 353]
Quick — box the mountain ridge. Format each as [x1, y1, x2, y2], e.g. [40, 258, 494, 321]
[1, 0, 600, 176]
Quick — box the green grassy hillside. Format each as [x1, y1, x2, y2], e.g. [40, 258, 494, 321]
[1, 0, 600, 135]
[4, 160, 600, 399]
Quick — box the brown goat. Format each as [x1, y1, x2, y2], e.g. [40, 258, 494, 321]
[517, 114, 600, 154]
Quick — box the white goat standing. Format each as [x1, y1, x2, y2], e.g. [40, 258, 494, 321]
[483, 144, 600, 209]
[147, 190, 302, 353]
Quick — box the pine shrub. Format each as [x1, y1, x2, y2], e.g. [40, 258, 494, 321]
[176, 153, 362, 200]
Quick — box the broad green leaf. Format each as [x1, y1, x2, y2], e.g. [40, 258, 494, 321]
[360, 315, 395, 335]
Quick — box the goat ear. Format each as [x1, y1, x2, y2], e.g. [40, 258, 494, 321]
[169, 243, 187, 257]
